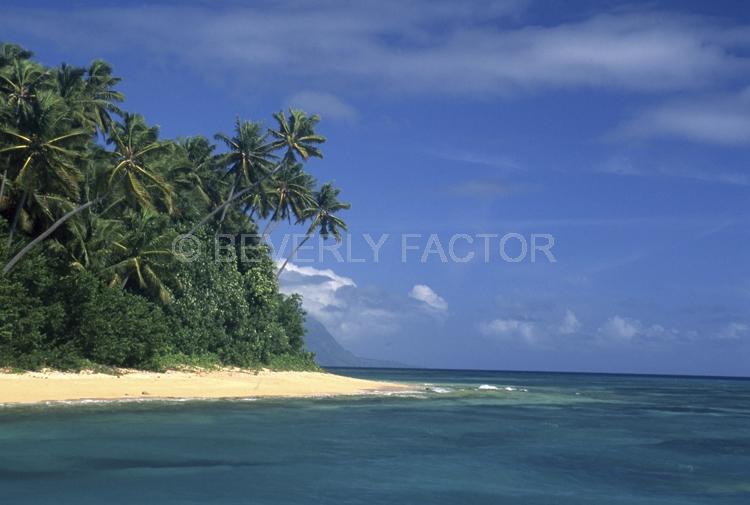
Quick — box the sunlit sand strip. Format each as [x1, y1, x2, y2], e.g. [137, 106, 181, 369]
[0, 369, 411, 405]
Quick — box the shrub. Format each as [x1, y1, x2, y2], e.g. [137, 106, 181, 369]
[266, 352, 320, 371]
[0, 248, 68, 369]
[73, 283, 169, 369]
[166, 238, 253, 357]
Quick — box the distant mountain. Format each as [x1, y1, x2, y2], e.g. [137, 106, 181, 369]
[304, 318, 405, 368]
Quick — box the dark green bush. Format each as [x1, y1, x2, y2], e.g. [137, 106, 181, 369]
[0, 225, 314, 371]
[0, 248, 68, 369]
[73, 283, 169, 369]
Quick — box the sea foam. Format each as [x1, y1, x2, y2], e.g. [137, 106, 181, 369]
[476, 385, 528, 392]
[424, 385, 452, 394]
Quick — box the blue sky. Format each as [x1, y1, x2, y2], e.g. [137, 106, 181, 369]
[4, 0, 749, 375]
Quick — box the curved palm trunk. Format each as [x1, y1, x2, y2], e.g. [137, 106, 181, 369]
[0, 167, 8, 206]
[276, 234, 311, 278]
[6, 188, 27, 247]
[215, 179, 236, 233]
[2, 171, 128, 275]
[262, 218, 282, 238]
[187, 162, 284, 236]
[261, 205, 281, 237]
[2, 197, 102, 275]
[242, 200, 255, 216]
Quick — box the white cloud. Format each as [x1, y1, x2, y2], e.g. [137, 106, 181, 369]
[559, 309, 581, 335]
[427, 150, 521, 170]
[277, 262, 396, 341]
[278, 263, 444, 344]
[409, 284, 448, 312]
[285, 91, 358, 122]
[277, 262, 356, 317]
[599, 155, 750, 186]
[642, 324, 680, 340]
[598, 315, 679, 344]
[614, 89, 750, 145]
[478, 303, 584, 347]
[717, 322, 748, 340]
[598, 316, 642, 341]
[478, 318, 538, 344]
[3, 5, 749, 96]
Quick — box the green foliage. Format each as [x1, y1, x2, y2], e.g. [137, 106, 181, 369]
[277, 293, 307, 352]
[71, 274, 169, 369]
[266, 352, 320, 371]
[0, 254, 167, 370]
[0, 43, 351, 371]
[0, 245, 67, 369]
[166, 235, 254, 358]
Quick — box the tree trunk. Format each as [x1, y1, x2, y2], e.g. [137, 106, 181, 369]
[263, 218, 283, 239]
[242, 200, 254, 216]
[216, 179, 236, 234]
[2, 171, 125, 274]
[6, 187, 27, 247]
[276, 235, 310, 278]
[261, 207, 280, 237]
[188, 162, 284, 236]
[2, 197, 100, 275]
[0, 167, 8, 208]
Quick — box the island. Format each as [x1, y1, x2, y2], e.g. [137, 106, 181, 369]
[0, 43, 356, 392]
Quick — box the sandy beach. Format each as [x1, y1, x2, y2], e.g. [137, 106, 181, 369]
[0, 369, 409, 405]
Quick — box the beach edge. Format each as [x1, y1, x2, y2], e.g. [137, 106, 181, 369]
[0, 369, 411, 405]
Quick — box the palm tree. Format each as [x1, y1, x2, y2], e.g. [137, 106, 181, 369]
[186, 109, 325, 235]
[54, 63, 85, 103]
[0, 52, 20, 205]
[277, 183, 350, 277]
[213, 118, 274, 229]
[261, 162, 315, 236]
[0, 158, 9, 213]
[0, 46, 45, 208]
[0, 43, 33, 68]
[0, 92, 88, 244]
[179, 135, 216, 174]
[104, 209, 175, 304]
[2, 115, 174, 275]
[54, 61, 123, 137]
[166, 137, 221, 215]
[107, 113, 173, 213]
[269, 109, 325, 162]
[13, 192, 79, 237]
[0, 58, 49, 125]
[82, 60, 124, 136]
[55, 214, 123, 273]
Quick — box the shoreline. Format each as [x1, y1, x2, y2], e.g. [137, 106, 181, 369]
[0, 369, 410, 405]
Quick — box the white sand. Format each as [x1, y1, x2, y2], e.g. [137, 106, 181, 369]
[0, 369, 408, 404]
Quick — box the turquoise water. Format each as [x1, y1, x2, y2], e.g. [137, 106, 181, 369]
[1, 368, 749, 504]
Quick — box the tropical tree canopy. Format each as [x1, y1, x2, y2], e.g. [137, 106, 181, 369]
[0, 42, 349, 371]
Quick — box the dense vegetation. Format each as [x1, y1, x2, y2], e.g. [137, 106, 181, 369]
[0, 43, 350, 371]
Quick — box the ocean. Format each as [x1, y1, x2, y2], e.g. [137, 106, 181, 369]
[1, 368, 749, 504]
